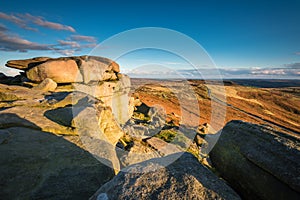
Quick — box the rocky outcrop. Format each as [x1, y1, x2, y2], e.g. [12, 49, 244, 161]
[91, 153, 241, 200]
[6, 56, 120, 83]
[1, 56, 137, 174]
[210, 120, 300, 200]
[5, 56, 133, 125]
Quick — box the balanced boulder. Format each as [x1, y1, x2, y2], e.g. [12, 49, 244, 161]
[5, 56, 120, 84]
[26, 59, 82, 83]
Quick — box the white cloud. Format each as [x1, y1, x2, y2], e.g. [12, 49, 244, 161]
[57, 40, 80, 48]
[0, 12, 76, 32]
[70, 35, 97, 43]
[0, 12, 98, 56]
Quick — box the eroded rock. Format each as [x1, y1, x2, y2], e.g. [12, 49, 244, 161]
[0, 126, 114, 200]
[91, 153, 241, 200]
[32, 78, 57, 92]
[26, 59, 83, 83]
[210, 120, 300, 200]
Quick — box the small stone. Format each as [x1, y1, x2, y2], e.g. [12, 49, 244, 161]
[32, 78, 57, 92]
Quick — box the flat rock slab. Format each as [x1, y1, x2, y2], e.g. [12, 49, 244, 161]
[146, 137, 182, 156]
[0, 127, 114, 200]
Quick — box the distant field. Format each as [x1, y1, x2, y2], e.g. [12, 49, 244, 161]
[130, 78, 300, 137]
[224, 79, 300, 88]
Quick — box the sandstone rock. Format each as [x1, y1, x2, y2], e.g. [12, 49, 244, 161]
[32, 78, 57, 92]
[210, 120, 300, 200]
[97, 106, 124, 145]
[146, 137, 182, 156]
[6, 56, 122, 84]
[44, 106, 74, 127]
[118, 140, 160, 167]
[73, 81, 117, 104]
[91, 153, 241, 200]
[194, 134, 208, 147]
[5, 57, 50, 70]
[123, 124, 151, 139]
[26, 59, 83, 83]
[0, 92, 20, 102]
[0, 83, 42, 101]
[72, 98, 123, 172]
[111, 74, 132, 124]
[73, 74, 132, 124]
[0, 126, 114, 200]
[78, 58, 119, 83]
[128, 97, 142, 119]
[45, 91, 90, 108]
[197, 123, 217, 136]
[78, 56, 120, 72]
[0, 107, 75, 135]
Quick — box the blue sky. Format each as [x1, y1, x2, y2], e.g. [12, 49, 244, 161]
[0, 0, 299, 78]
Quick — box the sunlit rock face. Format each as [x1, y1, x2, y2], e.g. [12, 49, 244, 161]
[3, 55, 135, 175]
[5, 55, 134, 124]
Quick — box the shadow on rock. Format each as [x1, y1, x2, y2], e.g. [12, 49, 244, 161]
[0, 114, 115, 200]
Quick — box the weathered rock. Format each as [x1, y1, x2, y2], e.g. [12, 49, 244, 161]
[78, 58, 118, 83]
[0, 83, 40, 102]
[210, 120, 300, 200]
[194, 134, 208, 147]
[123, 124, 151, 139]
[72, 99, 123, 172]
[197, 123, 217, 136]
[6, 56, 121, 84]
[97, 106, 124, 145]
[73, 81, 117, 104]
[0, 107, 76, 135]
[5, 57, 50, 70]
[32, 78, 57, 92]
[26, 59, 83, 83]
[0, 92, 20, 102]
[128, 97, 142, 119]
[73, 74, 132, 124]
[112, 74, 131, 124]
[91, 153, 241, 200]
[0, 126, 114, 200]
[118, 140, 160, 167]
[146, 137, 182, 156]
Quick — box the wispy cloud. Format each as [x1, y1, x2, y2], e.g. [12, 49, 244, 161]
[21, 13, 76, 32]
[295, 52, 300, 55]
[0, 23, 8, 32]
[0, 27, 51, 52]
[54, 49, 76, 56]
[0, 12, 98, 56]
[284, 62, 300, 69]
[0, 12, 37, 31]
[57, 40, 80, 48]
[0, 12, 75, 32]
[70, 35, 97, 42]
